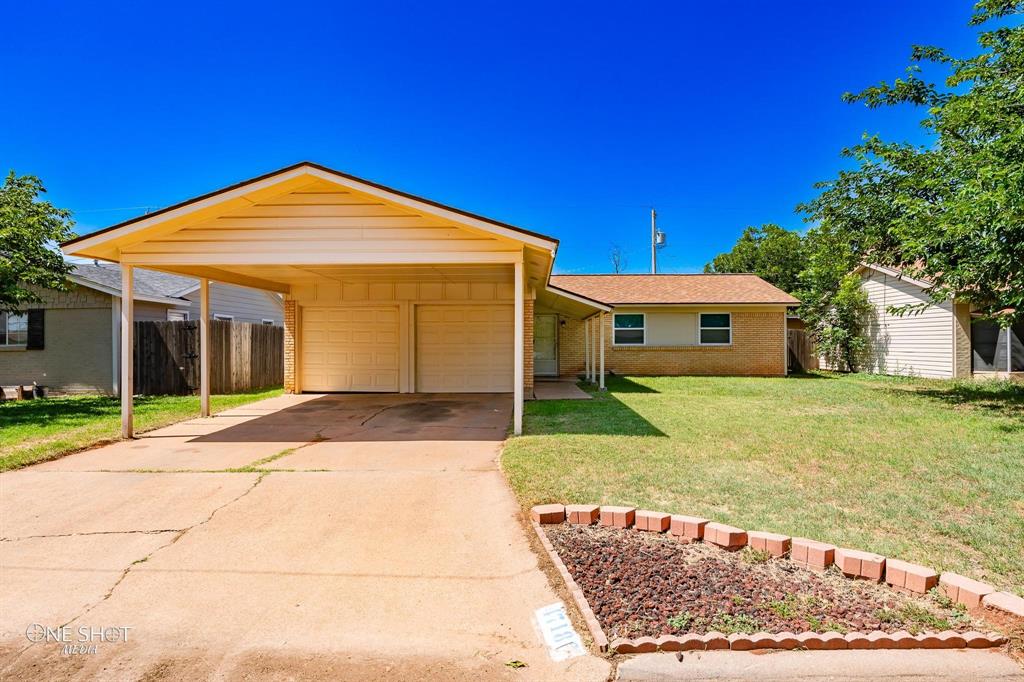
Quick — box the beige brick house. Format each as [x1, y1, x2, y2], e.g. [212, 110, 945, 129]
[62, 161, 797, 436]
[542, 275, 795, 379]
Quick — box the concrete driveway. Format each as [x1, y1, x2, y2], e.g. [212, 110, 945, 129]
[0, 394, 609, 681]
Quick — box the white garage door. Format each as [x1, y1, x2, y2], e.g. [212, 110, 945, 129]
[416, 305, 513, 392]
[301, 306, 399, 392]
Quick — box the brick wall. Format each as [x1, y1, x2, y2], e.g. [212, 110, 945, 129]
[524, 297, 534, 396]
[555, 310, 786, 378]
[0, 285, 113, 393]
[283, 300, 296, 393]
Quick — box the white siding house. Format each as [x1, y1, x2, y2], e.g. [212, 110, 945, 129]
[859, 266, 956, 379]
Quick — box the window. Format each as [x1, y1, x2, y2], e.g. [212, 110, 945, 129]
[613, 313, 645, 345]
[0, 312, 27, 347]
[213, 314, 234, 321]
[699, 313, 731, 345]
[167, 310, 189, 321]
[261, 319, 275, 325]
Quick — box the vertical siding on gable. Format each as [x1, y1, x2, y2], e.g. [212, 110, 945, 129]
[861, 271, 953, 379]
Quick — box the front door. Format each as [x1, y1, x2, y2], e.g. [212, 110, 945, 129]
[534, 314, 558, 376]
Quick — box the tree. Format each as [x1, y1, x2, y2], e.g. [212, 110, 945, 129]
[704, 224, 806, 294]
[0, 172, 76, 313]
[799, 0, 1024, 325]
[810, 274, 873, 372]
[609, 244, 628, 273]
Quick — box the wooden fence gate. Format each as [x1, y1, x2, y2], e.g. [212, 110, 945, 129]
[134, 320, 283, 395]
[787, 329, 819, 373]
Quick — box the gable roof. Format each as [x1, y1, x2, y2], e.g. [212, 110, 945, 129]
[62, 161, 559, 255]
[548, 274, 799, 305]
[853, 263, 934, 290]
[70, 263, 196, 303]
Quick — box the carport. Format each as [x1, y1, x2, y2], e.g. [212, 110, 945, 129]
[62, 162, 606, 437]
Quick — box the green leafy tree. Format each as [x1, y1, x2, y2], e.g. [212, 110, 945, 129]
[0, 172, 76, 313]
[806, 274, 873, 372]
[799, 0, 1024, 324]
[704, 224, 806, 294]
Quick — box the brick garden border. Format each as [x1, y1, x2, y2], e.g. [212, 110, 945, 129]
[530, 503, 1019, 654]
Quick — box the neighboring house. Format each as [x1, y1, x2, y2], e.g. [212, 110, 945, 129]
[853, 263, 1022, 379]
[0, 263, 283, 394]
[61, 161, 797, 434]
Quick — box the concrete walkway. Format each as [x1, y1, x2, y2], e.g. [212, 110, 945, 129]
[0, 393, 609, 681]
[534, 380, 592, 400]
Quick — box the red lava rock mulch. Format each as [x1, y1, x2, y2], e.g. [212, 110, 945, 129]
[544, 524, 987, 641]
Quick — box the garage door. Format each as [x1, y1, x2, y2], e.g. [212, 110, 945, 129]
[416, 305, 513, 392]
[301, 306, 399, 392]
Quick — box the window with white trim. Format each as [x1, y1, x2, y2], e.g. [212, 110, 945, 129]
[0, 312, 27, 347]
[167, 310, 189, 321]
[213, 314, 234, 321]
[261, 319, 274, 325]
[613, 313, 645, 345]
[699, 313, 731, 345]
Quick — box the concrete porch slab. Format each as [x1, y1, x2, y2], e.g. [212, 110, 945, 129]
[534, 380, 592, 400]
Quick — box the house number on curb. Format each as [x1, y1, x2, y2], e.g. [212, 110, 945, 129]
[534, 602, 586, 661]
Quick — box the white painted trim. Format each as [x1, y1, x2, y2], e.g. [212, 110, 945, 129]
[200, 279, 210, 417]
[612, 312, 646, 347]
[303, 166, 558, 252]
[261, 318, 274, 325]
[111, 297, 121, 397]
[585, 311, 593, 378]
[212, 313, 234, 321]
[119, 251, 526, 266]
[698, 312, 733, 346]
[514, 260, 524, 435]
[67, 164, 557, 257]
[854, 263, 934, 291]
[66, 167, 314, 253]
[599, 312, 605, 390]
[543, 284, 612, 312]
[120, 265, 134, 438]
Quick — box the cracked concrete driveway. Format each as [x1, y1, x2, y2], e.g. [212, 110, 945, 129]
[0, 394, 610, 681]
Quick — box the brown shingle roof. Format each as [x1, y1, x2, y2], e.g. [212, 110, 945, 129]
[548, 274, 800, 305]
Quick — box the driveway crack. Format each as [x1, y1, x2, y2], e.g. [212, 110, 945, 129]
[0, 472, 267, 676]
[1, 529, 182, 543]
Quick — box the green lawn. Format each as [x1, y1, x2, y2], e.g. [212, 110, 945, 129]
[503, 373, 1024, 595]
[0, 388, 283, 472]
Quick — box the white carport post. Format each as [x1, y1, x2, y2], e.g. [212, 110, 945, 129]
[583, 315, 591, 382]
[599, 312, 606, 390]
[513, 258, 524, 435]
[120, 264, 134, 438]
[199, 278, 211, 417]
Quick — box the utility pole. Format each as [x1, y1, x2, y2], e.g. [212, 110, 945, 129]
[650, 208, 657, 274]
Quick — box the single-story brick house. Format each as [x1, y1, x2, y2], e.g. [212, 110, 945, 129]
[61, 161, 797, 435]
[0, 263, 282, 394]
[853, 263, 1022, 379]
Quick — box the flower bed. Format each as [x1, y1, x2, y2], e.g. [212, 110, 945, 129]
[548, 524, 975, 639]
[529, 504, 1015, 654]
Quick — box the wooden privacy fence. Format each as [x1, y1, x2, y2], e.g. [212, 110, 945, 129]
[787, 329, 819, 372]
[134, 320, 283, 395]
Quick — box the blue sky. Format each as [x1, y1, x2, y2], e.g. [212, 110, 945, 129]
[0, 1, 989, 273]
